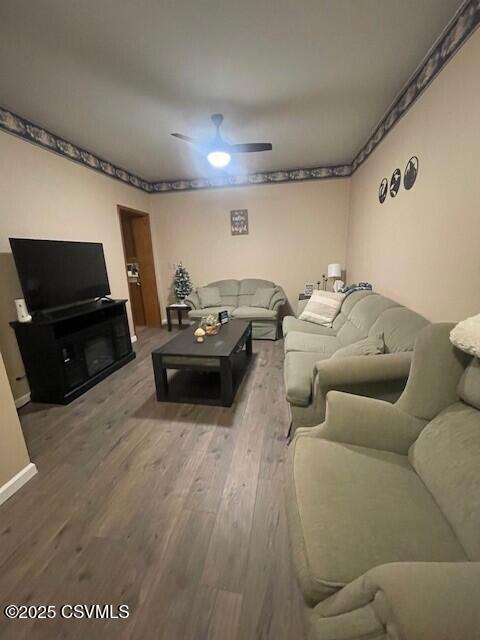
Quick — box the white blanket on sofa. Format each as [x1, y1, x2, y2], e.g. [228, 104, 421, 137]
[450, 313, 480, 357]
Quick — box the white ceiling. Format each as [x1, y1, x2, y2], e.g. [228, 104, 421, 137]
[0, 0, 463, 182]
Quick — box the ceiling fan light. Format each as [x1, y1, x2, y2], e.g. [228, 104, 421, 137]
[207, 150, 231, 168]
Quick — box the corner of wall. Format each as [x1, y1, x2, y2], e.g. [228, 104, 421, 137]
[0, 350, 34, 502]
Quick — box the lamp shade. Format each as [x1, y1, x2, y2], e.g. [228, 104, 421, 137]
[327, 263, 342, 279]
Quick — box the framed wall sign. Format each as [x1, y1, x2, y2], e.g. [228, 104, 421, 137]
[304, 283, 314, 297]
[230, 209, 249, 235]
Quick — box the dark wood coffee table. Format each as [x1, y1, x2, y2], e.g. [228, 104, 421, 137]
[152, 319, 252, 406]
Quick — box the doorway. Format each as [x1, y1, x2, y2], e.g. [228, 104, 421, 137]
[118, 206, 161, 331]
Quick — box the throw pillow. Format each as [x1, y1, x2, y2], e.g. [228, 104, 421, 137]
[250, 287, 277, 309]
[330, 335, 385, 359]
[450, 313, 480, 357]
[299, 290, 345, 327]
[197, 286, 222, 308]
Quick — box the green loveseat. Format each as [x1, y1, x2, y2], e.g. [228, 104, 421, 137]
[283, 291, 429, 433]
[184, 278, 286, 340]
[286, 323, 480, 639]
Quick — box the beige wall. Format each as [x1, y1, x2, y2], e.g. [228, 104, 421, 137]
[0, 350, 31, 487]
[347, 30, 480, 322]
[2, 25, 479, 411]
[149, 180, 350, 313]
[0, 131, 151, 400]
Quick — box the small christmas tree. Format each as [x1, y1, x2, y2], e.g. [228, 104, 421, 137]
[173, 262, 192, 301]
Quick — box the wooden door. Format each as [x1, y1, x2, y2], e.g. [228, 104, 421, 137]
[120, 214, 146, 328]
[128, 280, 146, 326]
[130, 215, 161, 327]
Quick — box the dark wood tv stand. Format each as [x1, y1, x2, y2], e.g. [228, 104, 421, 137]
[11, 299, 135, 405]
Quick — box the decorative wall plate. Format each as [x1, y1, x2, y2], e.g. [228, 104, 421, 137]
[379, 178, 388, 203]
[404, 156, 419, 190]
[390, 168, 401, 198]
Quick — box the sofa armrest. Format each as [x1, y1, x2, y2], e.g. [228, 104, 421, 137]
[311, 562, 480, 640]
[289, 353, 412, 435]
[314, 352, 412, 387]
[269, 287, 286, 311]
[184, 291, 200, 310]
[299, 391, 425, 454]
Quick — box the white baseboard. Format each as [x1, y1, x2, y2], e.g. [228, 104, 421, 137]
[131, 334, 137, 344]
[15, 392, 31, 409]
[0, 462, 38, 507]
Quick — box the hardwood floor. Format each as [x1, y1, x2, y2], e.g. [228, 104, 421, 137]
[0, 327, 306, 640]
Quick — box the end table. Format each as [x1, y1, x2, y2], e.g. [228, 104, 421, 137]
[166, 304, 190, 331]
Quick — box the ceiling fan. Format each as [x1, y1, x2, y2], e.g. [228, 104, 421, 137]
[171, 113, 272, 168]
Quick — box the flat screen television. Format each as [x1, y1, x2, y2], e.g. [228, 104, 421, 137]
[9, 238, 111, 312]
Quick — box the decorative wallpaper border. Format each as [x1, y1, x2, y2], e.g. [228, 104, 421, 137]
[0, 107, 154, 193]
[150, 164, 352, 193]
[0, 0, 478, 193]
[0, 105, 351, 193]
[351, 0, 480, 172]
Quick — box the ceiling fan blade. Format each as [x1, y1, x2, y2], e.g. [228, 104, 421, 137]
[230, 142, 273, 153]
[171, 132, 208, 154]
[171, 133, 196, 144]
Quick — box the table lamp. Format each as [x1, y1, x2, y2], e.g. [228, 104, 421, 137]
[327, 263, 342, 279]
[327, 263, 343, 292]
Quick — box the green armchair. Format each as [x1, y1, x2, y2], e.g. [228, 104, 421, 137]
[286, 323, 480, 639]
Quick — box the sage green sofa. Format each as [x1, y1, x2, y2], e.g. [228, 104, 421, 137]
[286, 323, 480, 639]
[283, 291, 429, 433]
[184, 278, 286, 340]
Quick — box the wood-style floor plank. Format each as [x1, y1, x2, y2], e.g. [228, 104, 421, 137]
[0, 327, 306, 639]
[207, 589, 243, 640]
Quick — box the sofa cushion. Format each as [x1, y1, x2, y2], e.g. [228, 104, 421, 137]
[283, 316, 337, 338]
[284, 331, 340, 354]
[284, 351, 330, 406]
[231, 306, 277, 320]
[287, 436, 466, 604]
[330, 335, 385, 360]
[409, 401, 480, 560]
[299, 291, 345, 327]
[238, 278, 275, 306]
[250, 287, 277, 309]
[369, 306, 429, 353]
[331, 311, 347, 332]
[197, 286, 222, 308]
[188, 305, 235, 320]
[239, 278, 274, 294]
[335, 295, 395, 346]
[458, 358, 480, 410]
[339, 289, 376, 314]
[208, 279, 240, 306]
[335, 320, 366, 346]
[346, 294, 398, 335]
